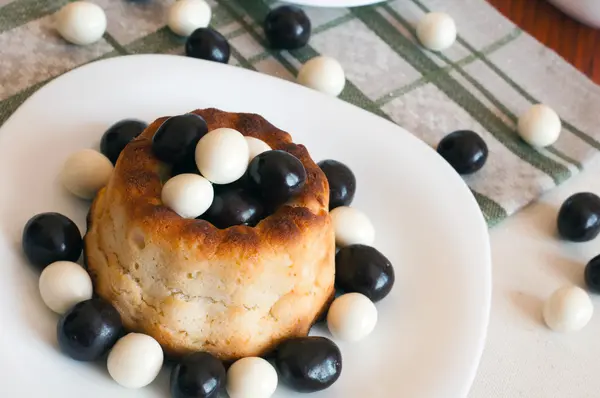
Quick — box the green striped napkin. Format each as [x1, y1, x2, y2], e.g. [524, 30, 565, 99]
[1, 0, 598, 227]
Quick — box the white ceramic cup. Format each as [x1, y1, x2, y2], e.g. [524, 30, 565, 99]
[548, 0, 600, 28]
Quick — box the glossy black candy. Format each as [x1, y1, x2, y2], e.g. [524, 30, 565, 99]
[170, 352, 227, 398]
[57, 298, 123, 361]
[585, 254, 600, 293]
[171, 156, 200, 177]
[22, 213, 82, 270]
[275, 336, 342, 392]
[247, 150, 307, 208]
[437, 130, 488, 175]
[152, 114, 208, 165]
[335, 244, 395, 302]
[185, 28, 231, 64]
[318, 159, 356, 210]
[264, 5, 311, 50]
[557, 192, 600, 242]
[100, 119, 148, 164]
[203, 188, 264, 228]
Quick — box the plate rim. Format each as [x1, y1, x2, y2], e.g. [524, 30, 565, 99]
[281, 0, 388, 7]
[0, 53, 491, 398]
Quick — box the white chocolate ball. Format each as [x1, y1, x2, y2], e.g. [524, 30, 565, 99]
[107, 333, 164, 389]
[61, 149, 113, 200]
[246, 137, 271, 163]
[161, 173, 214, 219]
[416, 12, 457, 51]
[226, 357, 278, 398]
[39, 261, 93, 314]
[327, 293, 378, 342]
[517, 104, 562, 147]
[543, 285, 593, 332]
[195, 128, 249, 184]
[56, 1, 107, 45]
[168, 0, 212, 37]
[330, 206, 375, 247]
[297, 56, 346, 97]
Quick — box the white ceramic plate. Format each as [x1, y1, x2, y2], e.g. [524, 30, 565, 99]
[0, 54, 490, 398]
[282, 0, 386, 7]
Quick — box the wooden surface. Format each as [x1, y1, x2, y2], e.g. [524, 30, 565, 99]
[488, 0, 600, 84]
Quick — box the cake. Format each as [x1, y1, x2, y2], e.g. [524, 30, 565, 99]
[84, 108, 336, 361]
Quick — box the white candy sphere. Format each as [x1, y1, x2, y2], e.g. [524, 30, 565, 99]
[330, 206, 375, 247]
[297, 56, 346, 97]
[517, 104, 562, 147]
[56, 1, 107, 45]
[327, 293, 378, 342]
[39, 261, 93, 314]
[543, 285, 593, 332]
[161, 173, 214, 219]
[61, 149, 113, 200]
[416, 12, 457, 51]
[246, 137, 271, 163]
[226, 357, 278, 398]
[107, 333, 164, 389]
[195, 128, 249, 184]
[168, 0, 212, 37]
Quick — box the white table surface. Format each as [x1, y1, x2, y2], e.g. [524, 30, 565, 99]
[469, 157, 600, 397]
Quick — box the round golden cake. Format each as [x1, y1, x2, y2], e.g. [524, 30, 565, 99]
[84, 108, 335, 361]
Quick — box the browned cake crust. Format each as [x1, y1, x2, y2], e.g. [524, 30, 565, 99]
[84, 108, 335, 361]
